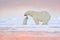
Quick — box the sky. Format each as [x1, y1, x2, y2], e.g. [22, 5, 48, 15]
[0, 0, 60, 25]
[0, 0, 60, 18]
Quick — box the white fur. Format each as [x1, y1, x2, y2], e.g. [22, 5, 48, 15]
[23, 11, 51, 25]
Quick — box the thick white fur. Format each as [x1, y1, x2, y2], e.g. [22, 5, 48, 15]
[23, 11, 51, 25]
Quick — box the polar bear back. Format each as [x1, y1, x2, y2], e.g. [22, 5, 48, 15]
[38, 11, 51, 21]
[26, 11, 51, 21]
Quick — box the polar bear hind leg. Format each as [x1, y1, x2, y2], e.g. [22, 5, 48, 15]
[42, 18, 50, 25]
[42, 21, 48, 25]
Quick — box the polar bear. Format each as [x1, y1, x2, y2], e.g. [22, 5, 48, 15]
[23, 11, 51, 25]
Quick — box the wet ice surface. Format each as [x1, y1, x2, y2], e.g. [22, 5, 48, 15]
[0, 17, 60, 25]
[0, 17, 60, 32]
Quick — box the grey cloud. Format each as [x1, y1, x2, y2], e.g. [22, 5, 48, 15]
[0, 0, 33, 8]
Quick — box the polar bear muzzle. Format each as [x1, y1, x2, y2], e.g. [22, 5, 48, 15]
[24, 14, 27, 16]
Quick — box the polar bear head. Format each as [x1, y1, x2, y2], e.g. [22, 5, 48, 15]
[24, 11, 34, 17]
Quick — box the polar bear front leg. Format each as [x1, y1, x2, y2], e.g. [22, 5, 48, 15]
[33, 18, 39, 25]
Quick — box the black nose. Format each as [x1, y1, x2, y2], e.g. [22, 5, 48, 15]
[24, 14, 27, 16]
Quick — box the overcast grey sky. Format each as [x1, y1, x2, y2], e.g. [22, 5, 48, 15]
[0, 0, 60, 18]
